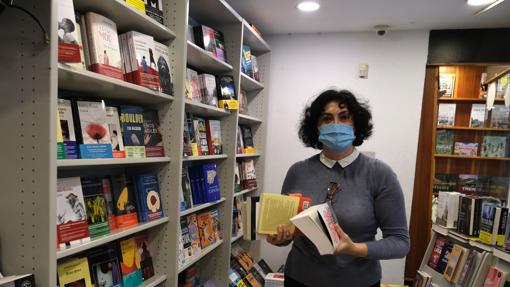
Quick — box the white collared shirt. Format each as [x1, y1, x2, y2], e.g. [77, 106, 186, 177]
[319, 148, 360, 168]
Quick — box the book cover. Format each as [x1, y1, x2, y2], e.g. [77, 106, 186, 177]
[119, 237, 144, 287]
[213, 29, 226, 62]
[241, 160, 257, 189]
[427, 236, 446, 269]
[443, 244, 464, 282]
[483, 266, 507, 287]
[211, 208, 222, 241]
[237, 126, 244, 154]
[439, 73, 456, 97]
[470, 104, 487, 128]
[143, 109, 165, 157]
[57, 177, 90, 245]
[135, 173, 164, 222]
[497, 208, 508, 247]
[198, 74, 218, 106]
[187, 214, 202, 256]
[181, 167, 193, 210]
[241, 45, 253, 77]
[180, 217, 193, 260]
[197, 211, 216, 248]
[111, 174, 139, 228]
[105, 106, 126, 158]
[437, 103, 456, 126]
[454, 142, 478, 156]
[191, 118, 202, 156]
[57, 112, 65, 159]
[186, 25, 195, 43]
[144, 0, 164, 24]
[496, 74, 509, 99]
[436, 192, 460, 228]
[196, 118, 210, 156]
[433, 173, 458, 193]
[239, 90, 249, 115]
[234, 163, 241, 193]
[456, 249, 479, 287]
[252, 55, 260, 82]
[57, 257, 93, 287]
[101, 177, 118, 230]
[488, 176, 509, 202]
[481, 136, 507, 158]
[435, 240, 453, 273]
[490, 105, 510, 129]
[186, 68, 201, 102]
[66, 16, 86, 70]
[123, 31, 160, 90]
[120, 105, 146, 158]
[258, 193, 300, 235]
[240, 125, 255, 150]
[479, 202, 499, 245]
[183, 113, 194, 157]
[217, 75, 238, 110]
[206, 120, 222, 155]
[58, 98, 78, 159]
[125, 0, 146, 13]
[81, 177, 110, 238]
[135, 232, 155, 281]
[458, 174, 489, 195]
[435, 130, 454, 154]
[87, 245, 122, 287]
[58, 0, 81, 63]
[194, 25, 216, 55]
[84, 12, 123, 79]
[457, 195, 472, 235]
[199, 164, 221, 202]
[154, 41, 173, 95]
[0, 274, 35, 287]
[76, 100, 113, 159]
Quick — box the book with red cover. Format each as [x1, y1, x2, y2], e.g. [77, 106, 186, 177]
[56, 177, 90, 245]
[101, 177, 118, 230]
[57, 0, 81, 63]
[122, 31, 160, 90]
[427, 236, 446, 270]
[483, 266, 507, 287]
[197, 211, 216, 248]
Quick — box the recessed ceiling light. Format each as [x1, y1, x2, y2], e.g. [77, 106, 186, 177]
[297, 1, 320, 12]
[467, 0, 497, 6]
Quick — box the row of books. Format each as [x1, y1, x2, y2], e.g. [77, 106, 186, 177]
[180, 164, 222, 211]
[436, 130, 508, 158]
[57, 231, 155, 287]
[178, 265, 216, 287]
[188, 24, 227, 63]
[57, 173, 163, 247]
[424, 235, 510, 287]
[433, 173, 509, 200]
[237, 125, 256, 154]
[178, 209, 222, 268]
[241, 44, 261, 82]
[235, 159, 258, 192]
[183, 113, 222, 157]
[229, 243, 273, 287]
[185, 68, 238, 110]
[437, 103, 509, 129]
[57, 98, 163, 160]
[58, 1, 173, 94]
[439, 72, 508, 99]
[232, 197, 244, 238]
[124, 0, 165, 25]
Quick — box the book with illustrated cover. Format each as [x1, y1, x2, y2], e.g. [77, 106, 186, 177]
[154, 41, 173, 95]
[198, 74, 218, 106]
[437, 103, 456, 126]
[240, 125, 255, 152]
[87, 244, 122, 287]
[479, 202, 500, 245]
[181, 168, 194, 210]
[482, 136, 507, 158]
[239, 90, 249, 115]
[0, 274, 35, 287]
[251, 55, 260, 82]
[105, 106, 125, 158]
[433, 173, 458, 192]
[435, 240, 453, 273]
[67, 16, 86, 70]
[206, 119, 222, 155]
[196, 117, 209, 156]
[454, 142, 478, 156]
[122, 31, 160, 90]
[57, 112, 65, 159]
[58, 98, 78, 159]
[118, 237, 143, 287]
[435, 130, 454, 154]
[57, 257, 93, 287]
[197, 211, 216, 248]
[81, 177, 110, 239]
[470, 104, 487, 128]
[233, 197, 243, 236]
[75, 100, 113, 159]
[135, 173, 164, 222]
[458, 174, 490, 196]
[125, 0, 146, 13]
[183, 113, 194, 157]
[241, 45, 253, 77]
[120, 105, 146, 158]
[83, 12, 123, 79]
[101, 177, 117, 230]
[187, 214, 202, 256]
[439, 73, 456, 97]
[483, 266, 507, 287]
[57, 177, 90, 246]
[143, 109, 164, 157]
[186, 68, 201, 102]
[427, 236, 446, 269]
[241, 159, 257, 189]
[135, 232, 155, 281]
[457, 195, 475, 235]
[194, 25, 216, 55]
[180, 217, 193, 260]
[490, 105, 510, 128]
[111, 174, 139, 228]
[496, 74, 509, 99]
[217, 75, 238, 110]
[199, 163, 221, 202]
[237, 126, 244, 154]
[144, 0, 164, 24]
[211, 208, 222, 241]
[488, 177, 509, 202]
[443, 244, 466, 282]
[58, 0, 81, 63]
[213, 29, 226, 62]
[436, 192, 461, 228]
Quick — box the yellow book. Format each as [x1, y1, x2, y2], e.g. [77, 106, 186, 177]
[257, 193, 300, 235]
[57, 257, 93, 287]
[443, 244, 464, 282]
[125, 0, 146, 14]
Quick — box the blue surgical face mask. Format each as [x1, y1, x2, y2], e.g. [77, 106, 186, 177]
[318, 124, 355, 154]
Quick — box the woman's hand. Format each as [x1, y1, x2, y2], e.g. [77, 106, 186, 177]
[266, 224, 293, 246]
[333, 224, 368, 257]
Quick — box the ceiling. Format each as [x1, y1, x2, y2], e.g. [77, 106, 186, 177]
[224, 0, 510, 35]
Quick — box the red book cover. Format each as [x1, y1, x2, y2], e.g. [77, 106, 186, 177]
[56, 177, 90, 245]
[483, 266, 505, 287]
[205, 119, 214, 156]
[57, 0, 81, 63]
[123, 31, 160, 90]
[197, 211, 216, 248]
[427, 236, 446, 269]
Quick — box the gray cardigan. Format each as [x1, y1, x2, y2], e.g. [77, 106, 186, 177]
[281, 153, 410, 286]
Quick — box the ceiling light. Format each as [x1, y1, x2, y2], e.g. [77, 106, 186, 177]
[297, 1, 320, 12]
[467, 0, 497, 6]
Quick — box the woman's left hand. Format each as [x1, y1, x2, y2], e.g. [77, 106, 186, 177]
[333, 224, 368, 257]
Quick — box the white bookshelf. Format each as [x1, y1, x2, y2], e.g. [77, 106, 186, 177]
[180, 197, 227, 217]
[182, 154, 228, 162]
[185, 99, 231, 118]
[178, 240, 224, 273]
[236, 153, 260, 158]
[240, 72, 264, 91]
[141, 275, 167, 287]
[57, 157, 171, 169]
[238, 114, 263, 125]
[234, 188, 257, 197]
[187, 41, 233, 73]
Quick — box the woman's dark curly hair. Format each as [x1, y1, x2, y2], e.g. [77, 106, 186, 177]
[299, 89, 373, 149]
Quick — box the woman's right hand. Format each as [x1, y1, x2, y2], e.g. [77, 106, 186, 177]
[266, 224, 293, 246]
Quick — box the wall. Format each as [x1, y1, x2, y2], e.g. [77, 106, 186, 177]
[261, 30, 430, 283]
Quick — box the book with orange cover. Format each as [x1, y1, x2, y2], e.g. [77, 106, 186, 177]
[197, 211, 216, 248]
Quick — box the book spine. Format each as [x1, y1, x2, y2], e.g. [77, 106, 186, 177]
[205, 119, 214, 156]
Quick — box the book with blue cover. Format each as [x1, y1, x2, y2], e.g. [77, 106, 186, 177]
[135, 173, 164, 222]
[241, 45, 253, 77]
[120, 105, 145, 158]
[200, 164, 221, 202]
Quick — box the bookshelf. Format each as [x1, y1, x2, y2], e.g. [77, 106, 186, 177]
[0, 0, 270, 287]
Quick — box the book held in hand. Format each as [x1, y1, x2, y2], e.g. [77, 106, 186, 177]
[257, 193, 300, 235]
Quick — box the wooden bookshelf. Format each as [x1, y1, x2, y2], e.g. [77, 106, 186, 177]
[434, 154, 510, 161]
[436, 126, 510, 132]
[438, 97, 505, 103]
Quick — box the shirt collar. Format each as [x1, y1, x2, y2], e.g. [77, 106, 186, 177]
[320, 149, 360, 169]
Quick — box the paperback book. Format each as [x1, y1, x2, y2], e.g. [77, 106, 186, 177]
[57, 257, 93, 287]
[198, 74, 218, 106]
[120, 105, 146, 158]
[105, 106, 126, 158]
[439, 73, 456, 97]
[122, 31, 160, 90]
[435, 130, 454, 154]
[143, 109, 164, 157]
[469, 104, 487, 128]
[135, 173, 164, 222]
[144, 0, 164, 24]
[213, 29, 226, 62]
[257, 193, 300, 235]
[181, 167, 193, 210]
[481, 135, 507, 158]
[57, 0, 81, 63]
[58, 98, 78, 159]
[241, 159, 257, 189]
[187, 214, 202, 256]
[241, 45, 253, 77]
[490, 105, 510, 129]
[81, 177, 110, 238]
[433, 173, 458, 193]
[154, 41, 173, 95]
[454, 142, 478, 156]
[135, 232, 155, 281]
[239, 90, 249, 115]
[252, 55, 260, 82]
[183, 113, 194, 157]
[111, 174, 139, 228]
[199, 163, 221, 202]
[197, 211, 216, 248]
[427, 236, 446, 269]
[87, 244, 122, 287]
[496, 74, 509, 99]
[101, 177, 118, 230]
[57, 177, 90, 246]
[180, 217, 193, 260]
[217, 75, 238, 110]
[206, 119, 223, 155]
[458, 174, 489, 195]
[196, 118, 210, 155]
[437, 103, 456, 126]
[119, 236, 144, 287]
[75, 100, 113, 159]
[194, 25, 216, 55]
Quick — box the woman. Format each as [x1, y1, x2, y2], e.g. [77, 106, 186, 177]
[267, 89, 410, 287]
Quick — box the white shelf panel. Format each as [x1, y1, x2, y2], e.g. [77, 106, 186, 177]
[242, 21, 270, 55]
[431, 224, 450, 236]
[141, 275, 167, 287]
[234, 188, 257, 197]
[238, 114, 262, 125]
[469, 240, 494, 252]
[189, 0, 241, 24]
[187, 41, 233, 74]
[58, 157, 171, 170]
[182, 154, 228, 162]
[493, 248, 510, 263]
[180, 197, 226, 217]
[58, 65, 173, 104]
[240, 72, 264, 92]
[73, 0, 176, 42]
[57, 217, 169, 259]
[185, 100, 231, 118]
[231, 233, 243, 243]
[178, 240, 224, 273]
[236, 153, 260, 158]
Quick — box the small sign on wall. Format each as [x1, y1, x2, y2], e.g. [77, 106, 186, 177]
[358, 63, 369, 79]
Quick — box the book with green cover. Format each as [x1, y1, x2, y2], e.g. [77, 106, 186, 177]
[435, 130, 454, 154]
[481, 136, 507, 158]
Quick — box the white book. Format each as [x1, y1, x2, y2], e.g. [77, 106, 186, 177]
[490, 104, 510, 129]
[154, 41, 173, 95]
[123, 31, 160, 90]
[76, 101, 112, 145]
[469, 104, 487, 128]
[439, 73, 456, 97]
[105, 106, 125, 155]
[290, 203, 341, 255]
[437, 103, 457, 126]
[436, 192, 461, 228]
[56, 177, 90, 246]
[57, 0, 80, 63]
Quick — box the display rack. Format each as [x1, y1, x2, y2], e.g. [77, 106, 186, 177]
[0, 0, 270, 286]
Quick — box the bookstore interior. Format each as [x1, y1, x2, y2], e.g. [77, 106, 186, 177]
[0, 0, 509, 287]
